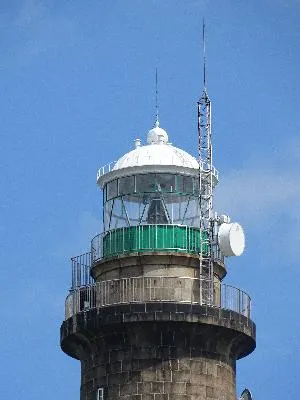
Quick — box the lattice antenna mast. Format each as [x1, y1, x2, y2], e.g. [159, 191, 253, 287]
[198, 21, 214, 305]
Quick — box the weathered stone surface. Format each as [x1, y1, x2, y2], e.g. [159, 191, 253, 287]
[61, 302, 255, 400]
[91, 253, 226, 282]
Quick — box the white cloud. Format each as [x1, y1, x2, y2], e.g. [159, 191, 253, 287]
[215, 137, 300, 226]
[214, 138, 300, 261]
[215, 167, 300, 222]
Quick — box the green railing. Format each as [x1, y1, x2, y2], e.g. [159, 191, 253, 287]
[91, 225, 209, 263]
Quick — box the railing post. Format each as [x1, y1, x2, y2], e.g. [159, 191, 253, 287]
[142, 276, 145, 303]
[249, 298, 251, 319]
[122, 227, 125, 254]
[132, 277, 135, 301]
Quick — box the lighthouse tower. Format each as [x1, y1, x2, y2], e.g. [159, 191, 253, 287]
[60, 88, 256, 400]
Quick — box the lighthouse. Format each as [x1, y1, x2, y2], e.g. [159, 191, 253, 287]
[60, 83, 256, 399]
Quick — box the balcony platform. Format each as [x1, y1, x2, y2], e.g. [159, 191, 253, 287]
[61, 302, 256, 362]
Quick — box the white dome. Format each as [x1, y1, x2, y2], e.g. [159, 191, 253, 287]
[113, 143, 199, 171]
[96, 121, 219, 187]
[112, 121, 198, 171]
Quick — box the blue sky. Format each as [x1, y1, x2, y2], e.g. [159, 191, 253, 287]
[1, 0, 299, 398]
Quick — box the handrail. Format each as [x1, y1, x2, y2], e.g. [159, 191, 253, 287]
[71, 252, 93, 289]
[70, 225, 224, 289]
[96, 160, 219, 181]
[65, 276, 251, 320]
[96, 161, 117, 181]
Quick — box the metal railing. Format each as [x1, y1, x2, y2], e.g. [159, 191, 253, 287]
[70, 235, 223, 290]
[71, 252, 94, 289]
[96, 161, 117, 181]
[65, 276, 251, 320]
[91, 225, 212, 264]
[96, 160, 219, 182]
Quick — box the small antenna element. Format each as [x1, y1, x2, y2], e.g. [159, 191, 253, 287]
[202, 19, 206, 89]
[240, 389, 253, 400]
[155, 68, 159, 127]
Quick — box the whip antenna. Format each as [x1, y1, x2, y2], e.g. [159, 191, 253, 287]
[203, 19, 206, 89]
[155, 68, 159, 126]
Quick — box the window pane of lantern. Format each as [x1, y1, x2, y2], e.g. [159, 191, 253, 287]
[110, 198, 129, 229]
[107, 179, 118, 199]
[193, 177, 199, 195]
[104, 199, 113, 231]
[156, 174, 176, 192]
[136, 174, 155, 193]
[119, 176, 135, 195]
[177, 175, 193, 194]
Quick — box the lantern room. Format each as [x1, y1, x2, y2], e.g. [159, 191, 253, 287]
[94, 121, 219, 261]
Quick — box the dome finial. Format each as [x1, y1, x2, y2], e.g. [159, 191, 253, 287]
[147, 124, 169, 145]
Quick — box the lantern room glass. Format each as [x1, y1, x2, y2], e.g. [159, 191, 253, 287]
[103, 173, 200, 232]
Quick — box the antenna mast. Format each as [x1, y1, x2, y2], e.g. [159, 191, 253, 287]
[155, 68, 159, 126]
[198, 20, 214, 305]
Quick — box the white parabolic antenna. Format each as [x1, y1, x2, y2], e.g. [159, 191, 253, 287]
[218, 222, 245, 257]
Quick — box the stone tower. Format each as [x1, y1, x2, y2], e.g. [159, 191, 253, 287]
[61, 99, 256, 400]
